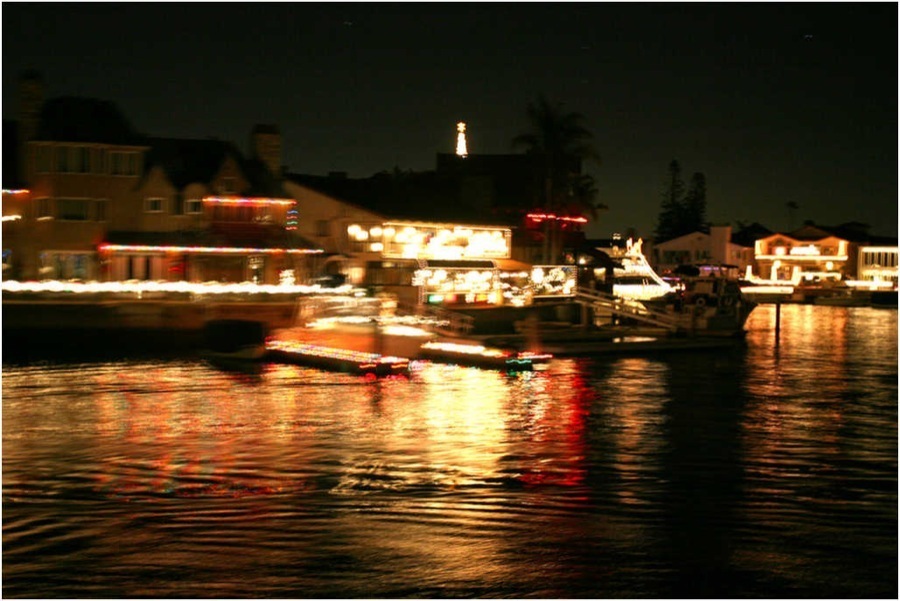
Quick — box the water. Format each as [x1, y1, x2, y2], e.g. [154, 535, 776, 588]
[3, 305, 897, 598]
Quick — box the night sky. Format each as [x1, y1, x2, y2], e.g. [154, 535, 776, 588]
[3, 3, 897, 238]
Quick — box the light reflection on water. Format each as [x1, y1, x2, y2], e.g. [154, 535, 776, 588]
[2, 304, 897, 598]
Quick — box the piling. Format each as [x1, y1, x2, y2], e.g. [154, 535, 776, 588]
[775, 302, 782, 344]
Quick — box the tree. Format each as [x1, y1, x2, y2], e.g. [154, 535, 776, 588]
[655, 160, 686, 241]
[512, 95, 600, 262]
[684, 172, 708, 230]
[654, 160, 708, 241]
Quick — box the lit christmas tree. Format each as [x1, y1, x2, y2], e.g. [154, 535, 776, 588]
[456, 122, 468, 157]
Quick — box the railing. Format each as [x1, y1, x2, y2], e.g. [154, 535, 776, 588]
[295, 295, 474, 336]
[395, 301, 475, 336]
[574, 287, 682, 332]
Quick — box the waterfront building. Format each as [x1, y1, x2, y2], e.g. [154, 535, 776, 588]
[856, 245, 899, 287]
[751, 222, 898, 284]
[650, 225, 755, 275]
[2, 74, 322, 284]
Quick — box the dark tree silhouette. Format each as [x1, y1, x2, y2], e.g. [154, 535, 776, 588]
[512, 95, 600, 262]
[655, 160, 708, 241]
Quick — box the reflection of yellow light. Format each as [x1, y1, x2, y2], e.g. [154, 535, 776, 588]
[826, 261, 833, 270]
[775, 247, 786, 256]
[370, 226, 383, 238]
[348, 224, 361, 236]
[370, 242, 384, 252]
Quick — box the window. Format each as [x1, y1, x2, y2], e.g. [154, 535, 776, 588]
[36, 198, 53, 219]
[35, 146, 52, 173]
[78, 147, 91, 173]
[57, 199, 90, 221]
[111, 152, 123, 175]
[221, 177, 236, 194]
[145, 197, 164, 213]
[185, 198, 202, 214]
[127, 153, 138, 176]
[316, 220, 330, 237]
[94, 148, 107, 174]
[95, 199, 108, 222]
[57, 146, 70, 173]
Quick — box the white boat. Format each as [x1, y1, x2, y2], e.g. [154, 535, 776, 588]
[579, 240, 755, 336]
[589, 238, 674, 301]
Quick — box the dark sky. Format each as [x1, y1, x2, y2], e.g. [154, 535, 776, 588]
[3, 3, 897, 238]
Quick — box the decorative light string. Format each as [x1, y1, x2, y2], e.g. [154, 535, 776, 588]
[526, 213, 588, 224]
[98, 243, 322, 254]
[203, 196, 296, 206]
[1, 279, 358, 296]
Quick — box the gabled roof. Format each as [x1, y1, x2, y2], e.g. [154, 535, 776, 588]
[34, 97, 145, 145]
[144, 137, 286, 197]
[144, 137, 239, 189]
[786, 222, 893, 244]
[731, 222, 773, 247]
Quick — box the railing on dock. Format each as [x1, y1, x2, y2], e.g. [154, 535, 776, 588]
[395, 301, 475, 336]
[574, 287, 682, 332]
[294, 295, 474, 336]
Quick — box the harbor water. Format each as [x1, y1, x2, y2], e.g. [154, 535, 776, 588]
[2, 304, 897, 598]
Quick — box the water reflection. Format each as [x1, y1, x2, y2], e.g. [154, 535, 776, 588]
[2, 306, 897, 598]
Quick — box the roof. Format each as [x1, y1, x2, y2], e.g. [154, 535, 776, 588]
[34, 97, 145, 145]
[284, 170, 512, 226]
[144, 137, 285, 196]
[144, 137, 239, 189]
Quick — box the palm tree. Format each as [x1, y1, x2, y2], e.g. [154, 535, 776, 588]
[512, 96, 600, 262]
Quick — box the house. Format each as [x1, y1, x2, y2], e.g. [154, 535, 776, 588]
[3, 73, 321, 284]
[650, 225, 754, 275]
[751, 222, 897, 284]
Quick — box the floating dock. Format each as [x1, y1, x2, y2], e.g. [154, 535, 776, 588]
[266, 339, 410, 376]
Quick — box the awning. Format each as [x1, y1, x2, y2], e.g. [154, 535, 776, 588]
[421, 259, 495, 269]
[493, 258, 533, 272]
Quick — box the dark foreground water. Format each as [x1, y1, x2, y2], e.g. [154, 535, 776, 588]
[3, 305, 897, 598]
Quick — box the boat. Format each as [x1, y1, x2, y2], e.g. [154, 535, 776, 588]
[201, 319, 268, 370]
[589, 238, 674, 301]
[577, 239, 756, 336]
[649, 274, 757, 335]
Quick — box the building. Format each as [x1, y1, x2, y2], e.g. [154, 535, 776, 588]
[650, 225, 754, 275]
[3, 74, 321, 284]
[751, 223, 897, 284]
